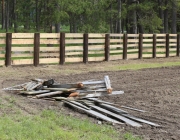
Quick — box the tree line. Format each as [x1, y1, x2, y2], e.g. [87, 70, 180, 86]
[0, 0, 179, 33]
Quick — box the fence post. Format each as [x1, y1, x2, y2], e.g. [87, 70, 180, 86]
[34, 33, 40, 66]
[5, 33, 12, 67]
[60, 32, 65, 65]
[177, 34, 180, 57]
[105, 34, 110, 61]
[166, 34, 169, 57]
[153, 34, 156, 58]
[83, 33, 88, 63]
[123, 33, 127, 59]
[139, 34, 143, 59]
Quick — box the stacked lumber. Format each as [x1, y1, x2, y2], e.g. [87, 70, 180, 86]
[2, 76, 160, 127]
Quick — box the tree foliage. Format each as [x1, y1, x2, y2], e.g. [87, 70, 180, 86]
[0, 0, 180, 33]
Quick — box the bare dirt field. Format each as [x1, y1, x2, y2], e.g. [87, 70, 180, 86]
[0, 57, 180, 140]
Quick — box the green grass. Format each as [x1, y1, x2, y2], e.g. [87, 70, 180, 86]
[0, 110, 122, 140]
[110, 61, 180, 71]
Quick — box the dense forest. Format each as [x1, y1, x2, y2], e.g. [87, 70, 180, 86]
[0, 0, 180, 33]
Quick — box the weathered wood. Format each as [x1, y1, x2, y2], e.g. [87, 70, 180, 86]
[156, 34, 166, 37]
[127, 34, 139, 37]
[127, 44, 138, 47]
[105, 34, 110, 61]
[11, 47, 33, 52]
[39, 58, 59, 64]
[123, 34, 127, 59]
[12, 39, 34, 44]
[109, 55, 123, 61]
[65, 46, 83, 51]
[88, 39, 105, 44]
[60, 33, 65, 65]
[166, 34, 169, 57]
[36, 91, 63, 98]
[83, 33, 88, 63]
[127, 39, 139, 43]
[104, 75, 112, 93]
[153, 34, 156, 58]
[110, 39, 123, 43]
[40, 33, 60, 38]
[110, 34, 123, 37]
[34, 33, 40, 66]
[0, 39, 6, 44]
[110, 44, 123, 48]
[12, 33, 34, 38]
[40, 39, 59, 44]
[156, 39, 166, 42]
[21, 90, 50, 95]
[139, 34, 143, 59]
[143, 39, 153, 42]
[40, 47, 59, 52]
[177, 34, 180, 56]
[5, 33, 12, 67]
[143, 34, 153, 37]
[127, 54, 138, 59]
[11, 59, 33, 65]
[65, 57, 83, 63]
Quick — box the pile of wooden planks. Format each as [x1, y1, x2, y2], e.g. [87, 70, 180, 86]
[2, 76, 160, 127]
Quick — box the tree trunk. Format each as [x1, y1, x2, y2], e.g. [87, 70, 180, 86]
[158, 0, 164, 33]
[36, 0, 40, 32]
[55, 23, 60, 33]
[5, 0, 9, 32]
[1, 0, 5, 29]
[13, 0, 18, 32]
[164, 0, 168, 33]
[117, 0, 122, 33]
[171, 0, 177, 34]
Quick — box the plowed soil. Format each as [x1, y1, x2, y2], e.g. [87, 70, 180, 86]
[0, 58, 180, 140]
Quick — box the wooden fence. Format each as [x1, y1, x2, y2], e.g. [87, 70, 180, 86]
[0, 33, 179, 66]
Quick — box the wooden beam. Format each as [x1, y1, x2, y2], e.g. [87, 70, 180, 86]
[83, 33, 88, 63]
[177, 34, 180, 57]
[153, 34, 156, 58]
[34, 33, 40, 66]
[105, 34, 110, 61]
[166, 34, 169, 57]
[123, 34, 127, 59]
[5, 33, 12, 67]
[60, 33, 65, 65]
[138, 34, 143, 59]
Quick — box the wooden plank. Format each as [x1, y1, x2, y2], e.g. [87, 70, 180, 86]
[11, 53, 33, 57]
[0, 54, 5, 57]
[110, 44, 123, 48]
[143, 39, 153, 42]
[156, 34, 166, 37]
[156, 43, 165, 46]
[110, 34, 123, 37]
[127, 39, 139, 43]
[88, 51, 104, 54]
[66, 57, 82, 62]
[12, 33, 34, 38]
[39, 58, 59, 64]
[12, 47, 33, 52]
[0, 47, 5, 51]
[40, 53, 59, 57]
[65, 39, 83, 44]
[127, 34, 139, 37]
[127, 54, 138, 59]
[88, 39, 105, 44]
[156, 39, 166, 42]
[169, 53, 176, 57]
[110, 39, 123, 43]
[169, 48, 176, 51]
[12, 59, 33, 65]
[66, 52, 82, 56]
[142, 44, 153, 47]
[169, 39, 177, 42]
[88, 57, 104, 61]
[65, 46, 83, 51]
[127, 49, 138, 53]
[40, 47, 59, 52]
[0, 33, 6, 37]
[143, 54, 152, 58]
[40, 39, 59, 44]
[127, 44, 138, 47]
[88, 45, 104, 49]
[12, 39, 34, 44]
[88, 33, 105, 38]
[169, 34, 177, 37]
[143, 34, 153, 37]
[65, 33, 83, 38]
[40, 33, 60, 38]
[110, 55, 123, 60]
[0, 39, 6, 44]
[156, 48, 165, 52]
[110, 50, 123, 53]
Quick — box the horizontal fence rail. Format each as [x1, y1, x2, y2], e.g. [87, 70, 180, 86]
[0, 33, 179, 66]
